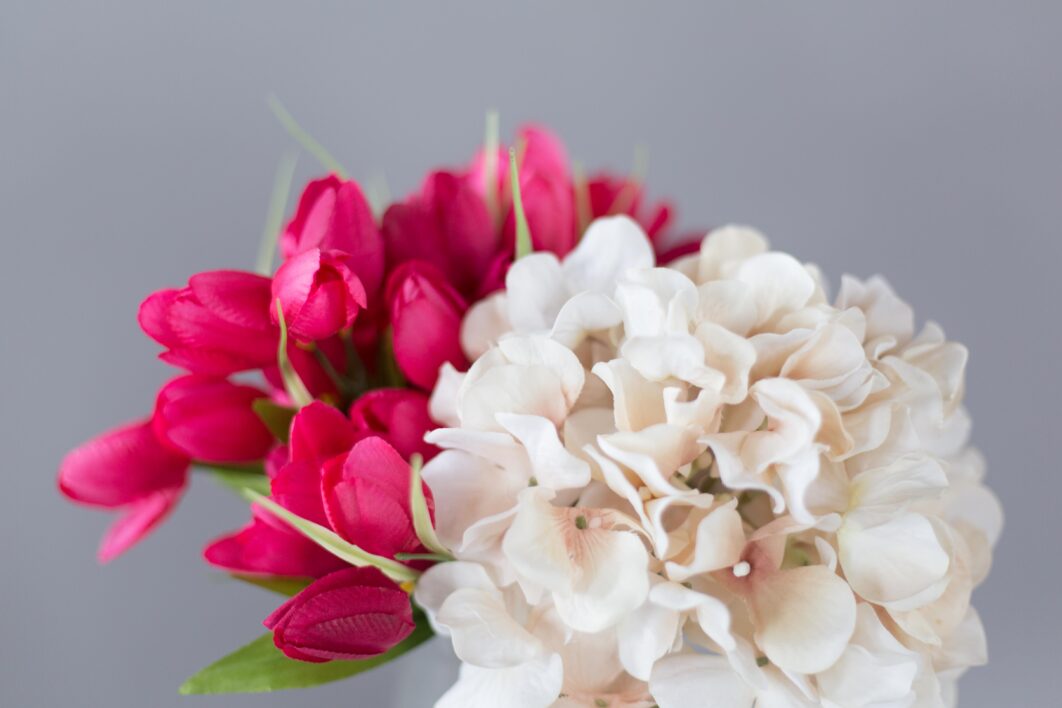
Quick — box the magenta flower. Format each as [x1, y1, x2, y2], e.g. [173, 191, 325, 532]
[58, 420, 189, 562]
[204, 402, 357, 579]
[271, 248, 367, 343]
[349, 388, 438, 461]
[203, 506, 346, 579]
[152, 375, 274, 463]
[469, 125, 576, 257]
[138, 270, 277, 375]
[281, 175, 385, 297]
[264, 566, 414, 662]
[320, 437, 434, 560]
[382, 170, 499, 299]
[385, 261, 468, 390]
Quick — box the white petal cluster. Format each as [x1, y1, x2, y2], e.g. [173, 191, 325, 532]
[417, 216, 1002, 708]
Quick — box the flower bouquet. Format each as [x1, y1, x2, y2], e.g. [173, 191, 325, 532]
[60, 109, 1001, 707]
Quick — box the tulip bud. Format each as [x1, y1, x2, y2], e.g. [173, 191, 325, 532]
[138, 270, 277, 375]
[282, 175, 385, 296]
[271, 248, 367, 343]
[321, 437, 433, 560]
[203, 506, 346, 580]
[381, 171, 497, 299]
[386, 261, 467, 390]
[58, 420, 189, 561]
[349, 389, 439, 462]
[502, 126, 576, 257]
[152, 375, 274, 463]
[264, 567, 415, 662]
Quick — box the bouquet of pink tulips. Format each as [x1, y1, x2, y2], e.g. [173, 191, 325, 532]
[60, 109, 1001, 707]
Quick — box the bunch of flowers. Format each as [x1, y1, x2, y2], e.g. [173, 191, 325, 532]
[59, 116, 1001, 707]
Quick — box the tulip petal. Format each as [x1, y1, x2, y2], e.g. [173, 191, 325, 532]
[97, 487, 183, 562]
[59, 419, 189, 507]
[265, 567, 414, 662]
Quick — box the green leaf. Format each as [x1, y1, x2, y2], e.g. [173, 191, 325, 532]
[267, 94, 348, 178]
[408, 454, 451, 558]
[198, 464, 271, 497]
[230, 574, 311, 597]
[483, 109, 500, 223]
[244, 490, 418, 584]
[509, 147, 533, 259]
[275, 299, 313, 408]
[255, 149, 298, 276]
[179, 613, 434, 694]
[252, 398, 297, 443]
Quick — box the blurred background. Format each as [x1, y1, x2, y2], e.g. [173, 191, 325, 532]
[2, 2, 1059, 705]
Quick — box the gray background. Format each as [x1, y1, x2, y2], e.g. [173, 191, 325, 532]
[2, 2, 1059, 706]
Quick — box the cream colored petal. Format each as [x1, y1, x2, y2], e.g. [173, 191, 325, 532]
[734, 252, 816, 328]
[816, 603, 919, 708]
[422, 449, 525, 553]
[644, 491, 717, 561]
[414, 561, 496, 619]
[460, 364, 570, 430]
[662, 386, 723, 433]
[562, 215, 655, 294]
[850, 454, 948, 510]
[621, 334, 725, 390]
[650, 653, 756, 708]
[615, 267, 698, 338]
[617, 597, 681, 681]
[461, 292, 511, 360]
[503, 489, 577, 593]
[436, 655, 563, 708]
[839, 510, 950, 608]
[550, 292, 624, 349]
[835, 274, 915, 348]
[697, 280, 759, 336]
[506, 252, 567, 333]
[751, 565, 856, 675]
[592, 359, 667, 432]
[498, 335, 586, 409]
[497, 412, 591, 490]
[429, 362, 465, 427]
[598, 424, 703, 497]
[553, 529, 651, 633]
[438, 588, 544, 668]
[665, 499, 745, 581]
[649, 581, 736, 652]
[697, 224, 769, 283]
[694, 321, 756, 404]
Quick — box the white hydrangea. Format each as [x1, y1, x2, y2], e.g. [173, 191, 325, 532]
[416, 216, 1002, 708]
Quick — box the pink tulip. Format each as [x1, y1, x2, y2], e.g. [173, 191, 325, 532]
[58, 420, 189, 562]
[205, 402, 356, 579]
[264, 567, 414, 662]
[385, 261, 468, 390]
[139, 271, 278, 375]
[152, 375, 274, 463]
[281, 175, 385, 296]
[349, 388, 439, 461]
[586, 174, 673, 241]
[270, 402, 357, 526]
[584, 173, 704, 262]
[469, 125, 576, 257]
[271, 248, 367, 343]
[321, 437, 433, 560]
[382, 170, 498, 299]
[203, 506, 346, 579]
